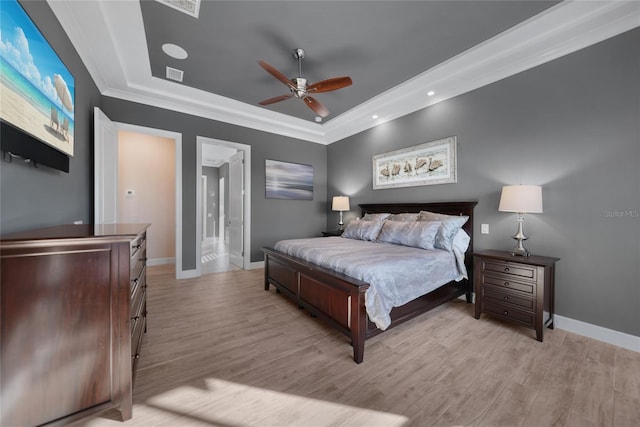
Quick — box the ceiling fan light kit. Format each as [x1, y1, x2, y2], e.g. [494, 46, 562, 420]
[259, 48, 352, 118]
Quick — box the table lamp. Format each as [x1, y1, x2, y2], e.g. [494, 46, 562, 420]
[332, 196, 350, 230]
[498, 185, 543, 256]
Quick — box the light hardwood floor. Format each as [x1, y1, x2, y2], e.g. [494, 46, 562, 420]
[79, 264, 640, 427]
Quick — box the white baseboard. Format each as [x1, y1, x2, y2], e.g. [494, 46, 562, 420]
[177, 268, 199, 279]
[249, 260, 264, 270]
[555, 315, 640, 353]
[147, 257, 175, 266]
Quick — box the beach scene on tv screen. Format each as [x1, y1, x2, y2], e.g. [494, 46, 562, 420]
[0, 0, 75, 157]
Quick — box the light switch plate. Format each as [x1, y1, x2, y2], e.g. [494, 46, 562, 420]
[481, 224, 489, 234]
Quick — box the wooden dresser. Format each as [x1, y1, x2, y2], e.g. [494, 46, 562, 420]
[0, 223, 149, 426]
[473, 250, 559, 342]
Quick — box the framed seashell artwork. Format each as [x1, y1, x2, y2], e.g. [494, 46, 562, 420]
[372, 136, 457, 189]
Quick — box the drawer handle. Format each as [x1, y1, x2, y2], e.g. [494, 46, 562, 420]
[133, 243, 142, 250]
[504, 281, 510, 287]
[503, 310, 509, 316]
[503, 296, 509, 301]
[132, 353, 140, 360]
[132, 278, 139, 285]
[504, 267, 510, 272]
[132, 315, 139, 321]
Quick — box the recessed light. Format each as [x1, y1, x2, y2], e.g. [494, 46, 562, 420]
[372, 114, 379, 119]
[162, 43, 188, 60]
[427, 90, 435, 96]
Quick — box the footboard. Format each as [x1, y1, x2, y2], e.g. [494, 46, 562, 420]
[263, 247, 370, 363]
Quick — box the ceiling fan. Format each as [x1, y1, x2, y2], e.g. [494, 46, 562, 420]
[258, 48, 352, 118]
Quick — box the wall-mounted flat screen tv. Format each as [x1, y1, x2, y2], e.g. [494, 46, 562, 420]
[0, 0, 75, 168]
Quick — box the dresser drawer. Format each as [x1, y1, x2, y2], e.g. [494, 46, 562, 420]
[131, 299, 146, 354]
[483, 285, 535, 311]
[483, 300, 535, 328]
[483, 273, 535, 295]
[131, 310, 146, 379]
[130, 263, 146, 304]
[483, 260, 536, 280]
[130, 286, 146, 333]
[130, 232, 146, 259]
[130, 239, 146, 282]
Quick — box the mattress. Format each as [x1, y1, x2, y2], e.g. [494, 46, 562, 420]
[273, 236, 467, 330]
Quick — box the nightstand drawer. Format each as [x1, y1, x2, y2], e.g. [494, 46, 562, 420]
[484, 260, 536, 280]
[483, 300, 535, 327]
[483, 285, 535, 311]
[483, 274, 535, 295]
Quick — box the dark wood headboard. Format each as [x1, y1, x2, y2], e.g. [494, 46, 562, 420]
[359, 201, 478, 278]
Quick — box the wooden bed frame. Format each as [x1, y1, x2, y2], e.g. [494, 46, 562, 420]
[263, 201, 477, 363]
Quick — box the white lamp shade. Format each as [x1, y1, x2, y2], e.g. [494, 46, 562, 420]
[332, 196, 350, 211]
[498, 185, 543, 213]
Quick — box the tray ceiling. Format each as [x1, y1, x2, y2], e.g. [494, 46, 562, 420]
[48, 1, 639, 144]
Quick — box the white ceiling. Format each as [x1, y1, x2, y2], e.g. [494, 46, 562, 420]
[48, 0, 639, 145]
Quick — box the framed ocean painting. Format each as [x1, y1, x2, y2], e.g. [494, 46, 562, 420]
[265, 159, 313, 200]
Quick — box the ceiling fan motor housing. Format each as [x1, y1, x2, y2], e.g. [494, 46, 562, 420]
[292, 77, 308, 98]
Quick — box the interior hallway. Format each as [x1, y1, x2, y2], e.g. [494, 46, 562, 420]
[201, 237, 239, 274]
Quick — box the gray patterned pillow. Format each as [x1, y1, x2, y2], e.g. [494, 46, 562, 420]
[342, 220, 385, 241]
[377, 220, 441, 250]
[418, 211, 469, 251]
[387, 213, 419, 222]
[361, 213, 391, 221]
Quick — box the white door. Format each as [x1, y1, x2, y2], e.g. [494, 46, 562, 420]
[218, 177, 225, 239]
[228, 151, 244, 268]
[201, 175, 207, 240]
[94, 107, 118, 224]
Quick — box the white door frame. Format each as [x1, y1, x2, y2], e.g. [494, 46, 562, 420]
[115, 122, 185, 279]
[197, 136, 251, 274]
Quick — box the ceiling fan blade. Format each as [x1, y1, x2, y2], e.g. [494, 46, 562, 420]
[258, 60, 295, 89]
[307, 76, 352, 93]
[259, 94, 293, 105]
[303, 96, 329, 117]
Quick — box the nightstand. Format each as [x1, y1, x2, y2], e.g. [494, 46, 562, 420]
[473, 250, 559, 342]
[321, 230, 344, 237]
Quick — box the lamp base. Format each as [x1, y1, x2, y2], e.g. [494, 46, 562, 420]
[510, 246, 530, 257]
[337, 211, 344, 231]
[510, 213, 531, 257]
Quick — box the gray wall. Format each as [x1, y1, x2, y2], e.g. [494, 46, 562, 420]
[100, 97, 327, 267]
[0, 0, 100, 234]
[327, 28, 640, 337]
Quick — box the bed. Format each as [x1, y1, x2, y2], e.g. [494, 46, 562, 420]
[262, 201, 477, 363]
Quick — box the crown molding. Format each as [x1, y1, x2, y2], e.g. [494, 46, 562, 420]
[49, 0, 639, 145]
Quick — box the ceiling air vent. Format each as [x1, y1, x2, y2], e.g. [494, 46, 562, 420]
[155, 0, 201, 18]
[166, 66, 184, 82]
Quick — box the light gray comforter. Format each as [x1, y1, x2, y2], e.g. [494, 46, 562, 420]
[273, 237, 467, 330]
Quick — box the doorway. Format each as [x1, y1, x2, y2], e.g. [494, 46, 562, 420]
[197, 136, 251, 275]
[94, 108, 184, 277]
